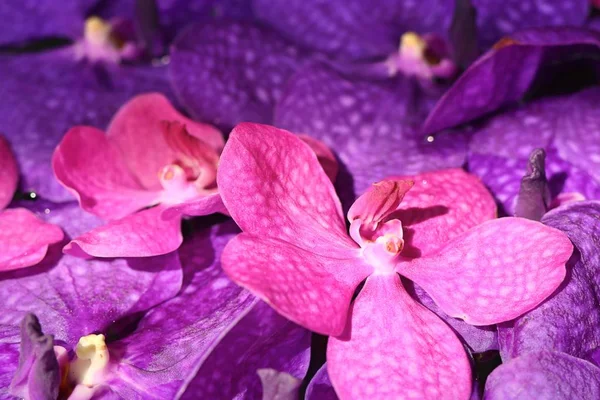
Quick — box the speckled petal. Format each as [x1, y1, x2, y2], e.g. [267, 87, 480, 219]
[106, 222, 256, 399]
[306, 364, 338, 400]
[0, 235, 182, 346]
[327, 274, 471, 400]
[222, 234, 370, 336]
[0, 344, 20, 399]
[391, 169, 497, 257]
[254, 0, 453, 61]
[0, 208, 64, 271]
[498, 201, 600, 363]
[63, 205, 183, 258]
[401, 217, 572, 325]
[0, 49, 175, 201]
[275, 63, 467, 205]
[217, 123, 353, 253]
[0, 136, 18, 210]
[423, 28, 600, 134]
[169, 21, 308, 131]
[178, 301, 311, 399]
[484, 351, 600, 400]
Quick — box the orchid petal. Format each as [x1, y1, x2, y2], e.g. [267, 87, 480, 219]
[498, 201, 600, 362]
[169, 21, 309, 131]
[64, 206, 183, 258]
[0, 136, 18, 210]
[306, 364, 337, 400]
[327, 274, 471, 400]
[298, 134, 339, 183]
[222, 234, 370, 336]
[514, 149, 551, 221]
[257, 369, 302, 400]
[53, 126, 160, 221]
[162, 192, 227, 219]
[0, 208, 63, 271]
[484, 351, 600, 400]
[401, 217, 572, 325]
[217, 123, 353, 254]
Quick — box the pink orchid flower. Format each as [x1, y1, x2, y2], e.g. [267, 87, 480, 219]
[217, 123, 574, 399]
[52, 93, 227, 258]
[0, 136, 63, 270]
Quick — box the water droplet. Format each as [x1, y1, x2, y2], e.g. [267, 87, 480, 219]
[426, 135, 435, 143]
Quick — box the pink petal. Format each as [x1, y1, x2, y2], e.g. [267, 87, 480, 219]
[297, 134, 339, 182]
[217, 123, 353, 254]
[348, 180, 414, 224]
[161, 192, 228, 219]
[0, 135, 18, 210]
[0, 208, 64, 271]
[63, 206, 183, 258]
[107, 93, 223, 190]
[221, 234, 371, 336]
[391, 168, 497, 257]
[53, 126, 160, 220]
[327, 274, 471, 400]
[400, 217, 573, 325]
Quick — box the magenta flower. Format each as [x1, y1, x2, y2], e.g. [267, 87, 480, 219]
[217, 123, 574, 399]
[0, 136, 63, 271]
[52, 93, 226, 258]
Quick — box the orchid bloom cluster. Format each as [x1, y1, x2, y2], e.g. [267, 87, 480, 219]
[2, 0, 600, 399]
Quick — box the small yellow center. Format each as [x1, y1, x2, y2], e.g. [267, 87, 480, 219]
[84, 17, 112, 45]
[399, 32, 426, 57]
[70, 334, 109, 386]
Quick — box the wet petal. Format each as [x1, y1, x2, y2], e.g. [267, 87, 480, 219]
[0, 136, 18, 210]
[401, 217, 572, 325]
[327, 274, 471, 400]
[484, 351, 600, 400]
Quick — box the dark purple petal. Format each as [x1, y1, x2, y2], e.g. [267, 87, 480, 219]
[169, 21, 309, 131]
[484, 351, 600, 400]
[253, 0, 453, 61]
[106, 222, 256, 398]
[0, 49, 175, 202]
[257, 368, 302, 400]
[179, 301, 311, 399]
[423, 28, 600, 134]
[306, 364, 338, 400]
[498, 201, 600, 362]
[450, 0, 479, 69]
[0, 204, 182, 346]
[514, 148, 551, 221]
[275, 63, 467, 205]
[0, 344, 20, 398]
[9, 314, 59, 400]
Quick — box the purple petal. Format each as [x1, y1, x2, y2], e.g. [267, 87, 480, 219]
[253, 0, 453, 61]
[179, 301, 311, 399]
[498, 201, 600, 362]
[306, 364, 338, 400]
[257, 369, 302, 400]
[484, 351, 600, 400]
[169, 21, 309, 131]
[275, 63, 467, 204]
[450, 0, 479, 68]
[0, 344, 20, 398]
[514, 149, 551, 221]
[0, 49, 175, 202]
[423, 27, 600, 134]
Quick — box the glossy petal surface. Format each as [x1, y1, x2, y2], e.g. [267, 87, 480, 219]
[327, 274, 471, 400]
[0, 136, 18, 210]
[170, 21, 308, 131]
[402, 218, 572, 325]
[275, 63, 467, 204]
[499, 202, 600, 362]
[0, 208, 64, 271]
[485, 351, 600, 400]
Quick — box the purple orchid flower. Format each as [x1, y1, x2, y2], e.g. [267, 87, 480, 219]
[215, 122, 572, 399]
[0, 136, 63, 271]
[0, 204, 310, 399]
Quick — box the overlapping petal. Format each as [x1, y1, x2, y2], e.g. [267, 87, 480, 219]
[327, 274, 471, 400]
[401, 217, 572, 325]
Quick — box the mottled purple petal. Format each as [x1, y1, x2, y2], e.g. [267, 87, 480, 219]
[0, 49, 174, 201]
[257, 369, 302, 400]
[0, 344, 20, 398]
[423, 28, 600, 134]
[498, 201, 600, 363]
[169, 21, 309, 131]
[306, 364, 337, 400]
[484, 351, 600, 400]
[514, 148, 551, 221]
[179, 302, 311, 399]
[275, 63, 467, 205]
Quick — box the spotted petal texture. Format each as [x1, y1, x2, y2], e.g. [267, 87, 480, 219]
[275, 63, 467, 206]
[179, 301, 311, 399]
[498, 202, 600, 363]
[423, 28, 600, 134]
[327, 275, 471, 400]
[169, 21, 309, 131]
[0, 49, 175, 201]
[484, 351, 600, 400]
[0, 136, 18, 210]
[402, 217, 572, 325]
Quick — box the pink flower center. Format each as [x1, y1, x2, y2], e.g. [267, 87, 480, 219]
[352, 218, 405, 275]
